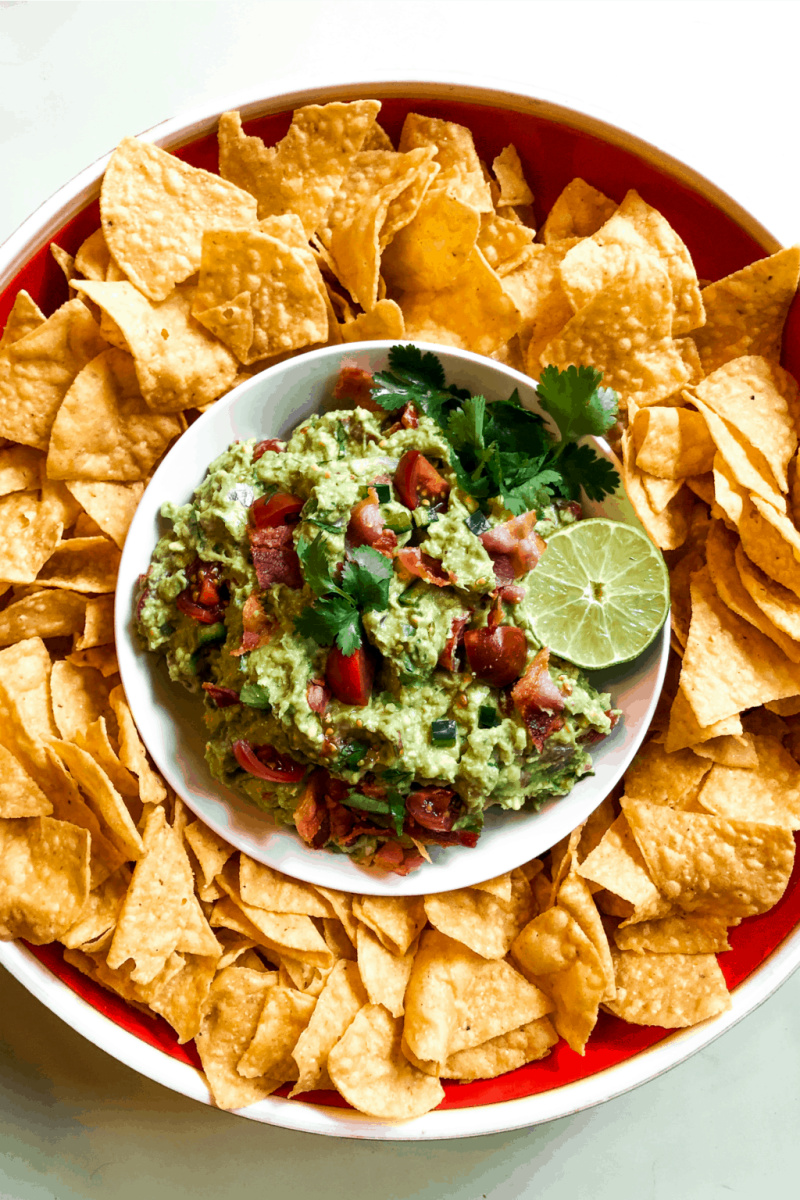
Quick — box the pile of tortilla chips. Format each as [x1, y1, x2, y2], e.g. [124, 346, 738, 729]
[0, 98, 798, 1121]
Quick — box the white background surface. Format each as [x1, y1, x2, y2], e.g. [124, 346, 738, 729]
[1, 1, 799, 1195]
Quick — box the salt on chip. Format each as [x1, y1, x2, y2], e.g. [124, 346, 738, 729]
[613, 914, 730, 955]
[0, 298, 107, 449]
[100, 136, 258, 301]
[402, 929, 483, 1067]
[440, 1016, 558, 1081]
[290, 958, 367, 1096]
[47, 348, 183, 481]
[423, 869, 534, 959]
[632, 406, 715, 479]
[237, 986, 316, 1081]
[109, 685, 167, 805]
[0, 815, 90, 943]
[0, 491, 63, 584]
[680, 566, 800, 726]
[398, 112, 492, 212]
[0, 588, 86, 647]
[36, 536, 120, 594]
[577, 813, 671, 923]
[448, 958, 553, 1054]
[540, 178, 617, 244]
[238, 854, 333, 917]
[736, 543, 800, 641]
[73, 281, 238, 413]
[0, 744, 52, 818]
[691, 246, 800, 373]
[492, 145, 533, 208]
[195, 965, 280, 1109]
[381, 190, 480, 294]
[400, 247, 521, 357]
[605, 950, 730, 1027]
[0, 290, 45, 350]
[696, 734, 800, 828]
[622, 797, 795, 917]
[510, 906, 605, 1054]
[355, 923, 416, 1018]
[218, 102, 380, 236]
[543, 256, 692, 410]
[341, 299, 404, 343]
[65, 481, 143, 549]
[50, 739, 144, 863]
[0, 444, 43, 496]
[352, 893, 426, 956]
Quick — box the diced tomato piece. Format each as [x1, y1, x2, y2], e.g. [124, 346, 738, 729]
[202, 683, 240, 707]
[438, 611, 471, 671]
[334, 365, 379, 410]
[325, 645, 374, 706]
[464, 625, 527, 688]
[232, 739, 307, 783]
[347, 487, 397, 556]
[253, 438, 286, 461]
[251, 492, 304, 529]
[175, 561, 226, 624]
[405, 787, 459, 833]
[394, 450, 450, 510]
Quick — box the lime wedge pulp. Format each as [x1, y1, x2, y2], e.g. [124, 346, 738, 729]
[526, 518, 670, 670]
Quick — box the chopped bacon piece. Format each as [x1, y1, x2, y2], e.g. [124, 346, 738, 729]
[247, 523, 303, 589]
[438, 610, 471, 671]
[499, 584, 525, 604]
[404, 820, 479, 849]
[396, 547, 454, 588]
[202, 683, 240, 707]
[405, 787, 459, 833]
[481, 511, 546, 582]
[347, 487, 397, 557]
[464, 625, 527, 688]
[231, 594, 274, 657]
[253, 438, 286, 461]
[334, 365, 379, 410]
[511, 647, 566, 751]
[306, 678, 330, 715]
[294, 771, 329, 847]
[373, 841, 406, 870]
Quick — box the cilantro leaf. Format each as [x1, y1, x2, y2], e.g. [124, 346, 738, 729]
[557, 442, 620, 502]
[536, 365, 619, 443]
[340, 546, 393, 612]
[370, 344, 465, 426]
[502, 467, 564, 514]
[386, 789, 406, 836]
[294, 595, 361, 653]
[296, 532, 340, 597]
[341, 792, 391, 816]
[446, 395, 486, 456]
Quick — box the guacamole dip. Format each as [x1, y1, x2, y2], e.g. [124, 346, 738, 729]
[137, 355, 620, 874]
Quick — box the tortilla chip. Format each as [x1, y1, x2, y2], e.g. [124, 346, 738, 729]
[664, 685, 743, 753]
[739, 492, 800, 599]
[0, 588, 86, 647]
[423, 869, 534, 959]
[440, 1016, 558, 1080]
[510, 906, 605, 1053]
[290, 958, 367, 1095]
[0, 814, 90, 943]
[696, 734, 800, 827]
[107, 805, 194, 982]
[50, 739, 143, 863]
[50, 660, 112, 741]
[0, 290, 45, 350]
[238, 855, 333, 917]
[605, 950, 730, 1027]
[75, 716, 138, 798]
[64, 480, 143, 549]
[74, 229, 111, 282]
[557, 870, 616, 1001]
[0, 491, 63, 584]
[625, 739, 711, 808]
[322, 917, 356, 961]
[237, 986, 316, 1080]
[100, 136, 258, 301]
[148, 952, 219, 1043]
[42, 746, 125, 887]
[195, 965, 280, 1109]
[73, 595, 115, 652]
[686, 473, 715, 506]
[681, 566, 800, 725]
[492, 145, 534, 208]
[218, 102, 380, 236]
[620, 429, 691, 550]
[382, 190, 480, 294]
[402, 929, 483, 1067]
[73, 281, 238, 413]
[352, 894, 426, 956]
[313, 885, 359, 944]
[692, 733, 758, 768]
[59, 864, 131, 950]
[183, 819, 234, 886]
[470, 873, 513, 901]
[400, 247, 521, 356]
[498, 240, 578, 365]
[0, 744, 52, 818]
[577, 813, 670, 922]
[736, 545, 800, 644]
[614, 914, 731, 955]
[0, 298, 107, 449]
[0, 445, 43, 496]
[217, 867, 332, 967]
[693, 397, 785, 512]
[398, 112, 491, 212]
[622, 797, 795, 917]
[341, 299, 404, 342]
[540, 178, 617, 244]
[448, 958, 553, 1054]
[632, 406, 716, 479]
[355, 923, 416, 1018]
[35, 536, 120, 593]
[691, 246, 800, 373]
[109, 685, 167, 805]
[477, 212, 534, 276]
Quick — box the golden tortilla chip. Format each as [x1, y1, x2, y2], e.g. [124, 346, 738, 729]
[696, 734, 800, 827]
[0, 298, 106, 449]
[290, 958, 367, 1095]
[625, 739, 711, 808]
[183, 819, 234, 886]
[400, 247, 521, 356]
[75, 716, 138, 798]
[74, 281, 238, 413]
[0, 491, 63, 584]
[50, 243, 75, 284]
[36, 536, 120, 593]
[492, 145, 533, 208]
[43, 746, 125, 887]
[0, 290, 45, 350]
[0, 444, 43, 496]
[50, 660, 112, 740]
[67, 646, 118, 677]
[0, 814, 90, 943]
[74, 229, 111, 282]
[540, 178, 617, 244]
[632, 406, 716, 479]
[736, 544, 800, 642]
[341, 299, 404, 342]
[74, 595, 115, 650]
[692, 733, 758, 768]
[681, 566, 800, 725]
[0, 588, 86, 646]
[50, 739, 143, 863]
[148, 952, 219, 1044]
[238, 855, 333, 917]
[59, 864, 131, 950]
[477, 212, 534, 276]
[355, 923, 417, 1018]
[237, 986, 316, 1080]
[0, 743, 52, 818]
[352, 894, 426, 956]
[669, 546, 705, 646]
[448, 958, 553, 1054]
[440, 1016, 558, 1081]
[100, 136, 258, 301]
[499, 240, 579, 366]
[195, 965, 280, 1109]
[108, 685, 167, 805]
[402, 929, 483, 1067]
[622, 797, 795, 917]
[664, 685, 743, 754]
[322, 917, 356, 962]
[329, 1003, 444, 1120]
[218, 102, 380, 235]
[510, 906, 605, 1054]
[0, 637, 61, 791]
[557, 870, 616, 1001]
[691, 246, 800, 373]
[614, 914, 730, 955]
[693, 397, 785, 512]
[381, 190, 480, 294]
[620, 429, 691, 550]
[577, 813, 670, 922]
[423, 869, 534, 959]
[398, 112, 491, 212]
[217, 867, 332, 968]
[47, 347, 183, 482]
[64, 480, 143, 549]
[470, 872, 513, 901]
[606, 950, 730, 1027]
[739, 492, 800, 599]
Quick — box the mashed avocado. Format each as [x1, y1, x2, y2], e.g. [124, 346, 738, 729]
[138, 389, 619, 872]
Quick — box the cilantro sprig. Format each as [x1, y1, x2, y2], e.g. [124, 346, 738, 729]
[371, 346, 620, 510]
[294, 535, 391, 654]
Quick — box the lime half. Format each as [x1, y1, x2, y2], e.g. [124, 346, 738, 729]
[526, 518, 670, 670]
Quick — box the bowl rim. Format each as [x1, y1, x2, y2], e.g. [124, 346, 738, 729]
[0, 73, 795, 1139]
[115, 338, 670, 896]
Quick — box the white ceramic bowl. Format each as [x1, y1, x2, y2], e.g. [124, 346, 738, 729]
[116, 340, 669, 895]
